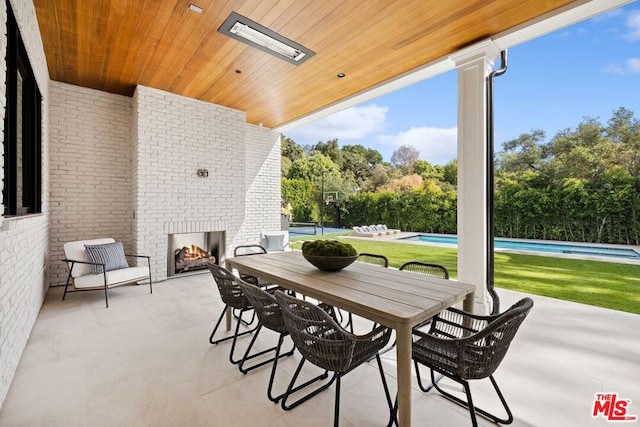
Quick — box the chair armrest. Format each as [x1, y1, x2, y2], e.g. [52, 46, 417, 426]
[62, 258, 107, 276]
[445, 306, 501, 323]
[412, 326, 479, 350]
[351, 325, 392, 346]
[125, 254, 151, 264]
[62, 258, 105, 267]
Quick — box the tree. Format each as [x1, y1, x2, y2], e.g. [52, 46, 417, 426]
[391, 145, 419, 174]
[281, 136, 306, 162]
[413, 159, 444, 182]
[363, 164, 391, 191]
[343, 144, 383, 166]
[497, 130, 546, 174]
[282, 178, 316, 222]
[312, 139, 342, 167]
[442, 160, 457, 186]
[379, 174, 424, 192]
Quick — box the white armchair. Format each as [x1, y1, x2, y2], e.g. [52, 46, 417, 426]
[259, 231, 291, 253]
[62, 238, 152, 307]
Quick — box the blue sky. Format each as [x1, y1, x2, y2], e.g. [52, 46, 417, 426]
[286, 4, 640, 165]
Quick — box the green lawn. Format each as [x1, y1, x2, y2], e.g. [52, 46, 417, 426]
[290, 233, 640, 315]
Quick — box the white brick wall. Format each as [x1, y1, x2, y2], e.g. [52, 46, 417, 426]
[0, 4, 281, 409]
[242, 124, 281, 241]
[0, 0, 50, 410]
[132, 86, 281, 280]
[48, 82, 134, 285]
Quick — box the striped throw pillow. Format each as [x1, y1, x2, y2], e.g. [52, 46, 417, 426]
[84, 241, 129, 274]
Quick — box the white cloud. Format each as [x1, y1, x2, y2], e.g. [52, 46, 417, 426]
[378, 127, 457, 166]
[603, 57, 640, 74]
[627, 10, 640, 40]
[286, 104, 388, 143]
[628, 58, 640, 72]
[603, 64, 625, 74]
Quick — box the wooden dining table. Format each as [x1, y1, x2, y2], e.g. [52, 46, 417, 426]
[225, 251, 476, 426]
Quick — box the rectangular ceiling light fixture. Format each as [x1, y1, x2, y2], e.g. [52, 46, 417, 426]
[218, 12, 315, 65]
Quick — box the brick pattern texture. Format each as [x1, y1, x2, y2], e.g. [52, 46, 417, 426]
[1, 3, 281, 410]
[48, 81, 135, 286]
[132, 86, 280, 280]
[0, 0, 50, 410]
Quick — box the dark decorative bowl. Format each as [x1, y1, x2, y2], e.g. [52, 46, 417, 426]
[302, 253, 358, 272]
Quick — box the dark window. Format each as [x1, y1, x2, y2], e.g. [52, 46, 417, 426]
[3, 2, 42, 217]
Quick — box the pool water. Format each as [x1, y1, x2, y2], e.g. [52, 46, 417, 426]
[402, 234, 640, 260]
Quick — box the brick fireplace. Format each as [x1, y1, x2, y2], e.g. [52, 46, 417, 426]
[130, 86, 282, 281]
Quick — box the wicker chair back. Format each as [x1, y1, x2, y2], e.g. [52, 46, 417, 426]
[357, 253, 389, 268]
[399, 261, 449, 279]
[415, 297, 533, 380]
[237, 280, 288, 334]
[208, 264, 250, 310]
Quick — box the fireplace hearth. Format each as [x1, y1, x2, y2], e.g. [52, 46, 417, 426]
[167, 231, 225, 277]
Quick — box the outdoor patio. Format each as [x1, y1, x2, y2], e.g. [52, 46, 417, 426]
[0, 273, 637, 426]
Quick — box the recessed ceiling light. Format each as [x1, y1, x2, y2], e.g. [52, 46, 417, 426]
[189, 4, 203, 14]
[218, 12, 315, 65]
[337, 73, 346, 78]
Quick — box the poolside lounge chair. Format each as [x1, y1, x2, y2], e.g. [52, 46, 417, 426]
[352, 226, 382, 237]
[379, 224, 401, 234]
[352, 225, 400, 237]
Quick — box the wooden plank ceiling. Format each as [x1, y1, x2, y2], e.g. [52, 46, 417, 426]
[34, 0, 575, 128]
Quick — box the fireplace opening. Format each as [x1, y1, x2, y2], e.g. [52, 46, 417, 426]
[174, 244, 216, 274]
[167, 231, 225, 277]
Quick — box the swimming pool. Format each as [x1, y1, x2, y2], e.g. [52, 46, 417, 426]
[401, 234, 640, 260]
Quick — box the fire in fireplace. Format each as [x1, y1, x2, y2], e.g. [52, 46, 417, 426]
[167, 231, 225, 277]
[174, 244, 216, 274]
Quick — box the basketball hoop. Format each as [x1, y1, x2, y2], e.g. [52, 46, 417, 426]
[323, 191, 338, 206]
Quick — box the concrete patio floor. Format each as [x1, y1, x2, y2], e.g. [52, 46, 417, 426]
[0, 272, 638, 426]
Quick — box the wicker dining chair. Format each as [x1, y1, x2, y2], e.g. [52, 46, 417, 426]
[373, 260, 451, 359]
[236, 281, 328, 403]
[338, 252, 389, 333]
[407, 297, 534, 427]
[275, 290, 395, 427]
[398, 261, 449, 279]
[399, 260, 450, 332]
[208, 264, 259, 364]
[357, 253, 389, 268]
[232, 244, 275, 288]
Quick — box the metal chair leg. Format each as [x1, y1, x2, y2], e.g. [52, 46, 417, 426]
[374, 353, 396, 427]
[414, 360, 443, 392]
[428, 367, 514, 426]
[62, 270, 73, 301]
[239, 328, 295, 375]
[333, 375, 341, 427]
[209, 306, 259, 364]
[267, 335, 296, 403]
[280, 358, 333, 411]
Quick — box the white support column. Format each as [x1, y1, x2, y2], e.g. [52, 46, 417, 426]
[450, 40, 500, 314]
